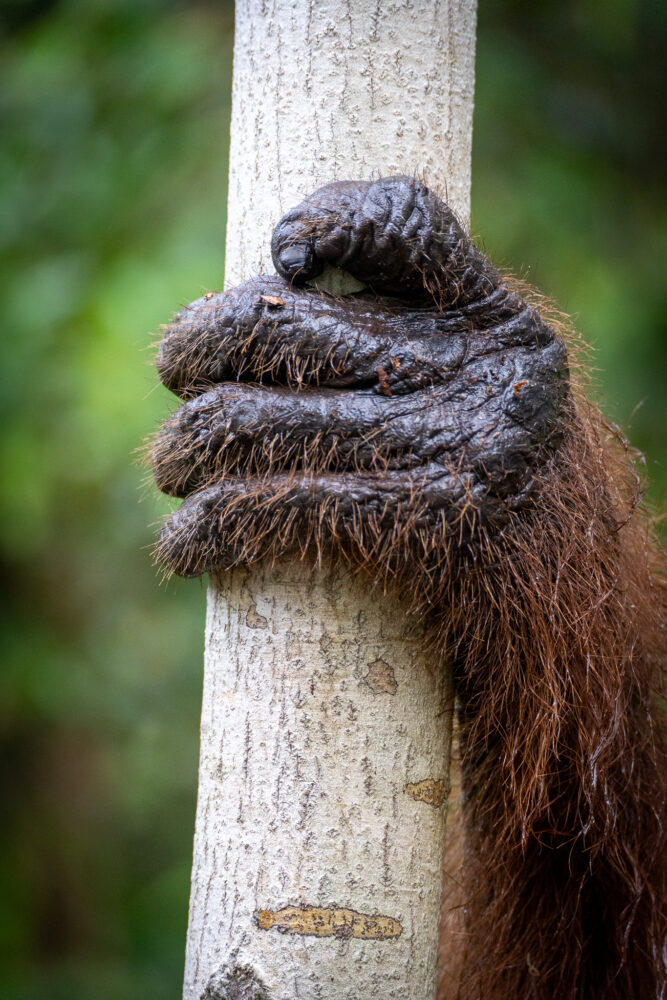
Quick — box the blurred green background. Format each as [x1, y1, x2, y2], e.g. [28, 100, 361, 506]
[0, 1, 664, 997]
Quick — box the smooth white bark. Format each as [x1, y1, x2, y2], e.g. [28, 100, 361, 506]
[184, 3, 477, 998]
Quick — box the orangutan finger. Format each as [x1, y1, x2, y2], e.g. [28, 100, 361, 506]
[271, 175, 502, 306]
[152, 382, 478, 497]
[156, 276, 472, 398]
[155, 464, 466, 579]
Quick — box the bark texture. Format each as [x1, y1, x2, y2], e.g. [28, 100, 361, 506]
[224, 0, 477, 289]
[186, 566, 452, 999]
[183, 3, 477, 997]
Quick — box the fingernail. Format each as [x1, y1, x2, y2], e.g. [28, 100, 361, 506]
[277, 241, 319, 280]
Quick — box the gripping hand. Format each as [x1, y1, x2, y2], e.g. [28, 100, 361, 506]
[153, 176, 568, 577]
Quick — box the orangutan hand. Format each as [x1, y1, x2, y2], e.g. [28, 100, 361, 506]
[152, 176, 569, 577]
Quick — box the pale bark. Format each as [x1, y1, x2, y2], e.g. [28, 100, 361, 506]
[184, 3, 477, 998]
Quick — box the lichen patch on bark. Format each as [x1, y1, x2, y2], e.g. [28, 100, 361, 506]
[363, 659, 398, 695]
[405, 779, 448, 808]
[253, 904, 403, 940]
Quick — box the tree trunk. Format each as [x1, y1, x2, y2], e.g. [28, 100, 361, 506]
[183, 3, 477, 999]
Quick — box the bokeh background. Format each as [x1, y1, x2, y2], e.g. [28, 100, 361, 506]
[1, 1, 664, 997]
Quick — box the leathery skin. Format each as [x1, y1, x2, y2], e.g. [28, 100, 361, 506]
[153, 176, 569, 577]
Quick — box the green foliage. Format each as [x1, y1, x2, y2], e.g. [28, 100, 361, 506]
[473, 0, 667, 488]
[0, 1, 663, 997]
[0, 1, 233, 996]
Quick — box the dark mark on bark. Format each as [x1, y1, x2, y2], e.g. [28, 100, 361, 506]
[201, 963, 272, 999]
[364, 658, 398, 695]
[246, 602, 268, 629]
[405, 778, 449, 808]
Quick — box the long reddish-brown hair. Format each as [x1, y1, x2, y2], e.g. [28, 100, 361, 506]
[431, 287, 666, 999]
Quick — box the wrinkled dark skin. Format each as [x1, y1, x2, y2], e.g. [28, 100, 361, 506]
[153, 176, 569, 577]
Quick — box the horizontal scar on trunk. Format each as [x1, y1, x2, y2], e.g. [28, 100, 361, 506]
[253, 905, 403, 940]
